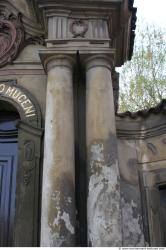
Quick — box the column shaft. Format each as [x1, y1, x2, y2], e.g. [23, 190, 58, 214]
[40, 56, 75, 247]
[85, 56, 122, 247]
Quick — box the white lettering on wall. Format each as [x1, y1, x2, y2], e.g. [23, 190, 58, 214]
[0, 84, 5, 93]
[0, 84, 36, 118]
[6, 86, 15, 96]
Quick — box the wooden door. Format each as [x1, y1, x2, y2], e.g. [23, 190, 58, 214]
[0, 115, 18, 246]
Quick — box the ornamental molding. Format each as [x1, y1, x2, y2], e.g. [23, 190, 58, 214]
[0, 13, 24, 67]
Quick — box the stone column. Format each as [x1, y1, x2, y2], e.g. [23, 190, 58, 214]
[85, 55, 122, 247]
[40, 55, 76, 247]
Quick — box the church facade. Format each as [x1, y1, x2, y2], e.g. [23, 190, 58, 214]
[0, 0, 165, 247]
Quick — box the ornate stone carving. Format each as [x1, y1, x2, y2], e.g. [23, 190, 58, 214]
[24, 141, 35, 161]
[23, 166, 35, 186]
[70, 19, 88, 38]
[47, 16, 109, 43]
[0, 13, 24, 67]
[23, 141, 35, 185]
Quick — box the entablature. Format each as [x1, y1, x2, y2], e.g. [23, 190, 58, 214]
[38, 0, 137, 66]
[0, 0, 136, 67]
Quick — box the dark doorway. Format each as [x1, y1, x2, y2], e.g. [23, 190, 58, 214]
[0, 101, 20, 246]
[159, 185, 166, 245]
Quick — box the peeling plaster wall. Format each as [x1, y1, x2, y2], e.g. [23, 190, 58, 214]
[117, 112, 166, 247]
[87, 141, 122, 246]
[117, 139, 145, 247]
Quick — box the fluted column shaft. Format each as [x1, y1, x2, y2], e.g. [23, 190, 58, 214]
[40, 55, 76, 247]
[85, 55, 122, 247]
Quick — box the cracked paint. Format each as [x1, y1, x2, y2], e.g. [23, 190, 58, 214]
[87, 142, 122, 246]
[40, 222, 65, 247]
[53, 211, 75, 235]
[121, 198, 144, 247]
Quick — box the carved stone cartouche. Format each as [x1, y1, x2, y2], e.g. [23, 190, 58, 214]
[0, 13, 24, 67]
[70, 19, 88, 38]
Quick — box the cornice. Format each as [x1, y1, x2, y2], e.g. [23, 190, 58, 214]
[116, 99, 166, 140]
[117, 99, 166, 120]
[117, 123, 166, 140]
[38, 0, 122, 11]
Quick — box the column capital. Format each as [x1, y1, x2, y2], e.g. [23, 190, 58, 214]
[81, 54, 114, 72]
[39, 50, 76, 73]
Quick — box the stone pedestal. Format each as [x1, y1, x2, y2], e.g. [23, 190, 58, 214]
[40, 55, 76, 247]
[85, 55, 122, 247]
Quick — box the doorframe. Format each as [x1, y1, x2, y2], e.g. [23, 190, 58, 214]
[0, 79, 43, 246]
[139, 167, 166, 247]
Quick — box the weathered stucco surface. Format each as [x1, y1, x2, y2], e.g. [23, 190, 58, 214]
[117, 139, 145, 247]
[87, 141, 122, 246]
[121, 196, 144, 246]
[117, 111, 166, 247]
[40, 57, 76, 247]
[86, 56, 122, 246]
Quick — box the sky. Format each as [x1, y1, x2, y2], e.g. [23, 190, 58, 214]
[117, 0, 166, 73]
[134, 0, 166, 28]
